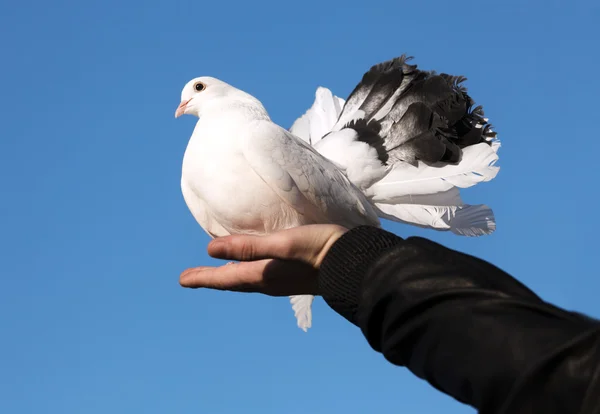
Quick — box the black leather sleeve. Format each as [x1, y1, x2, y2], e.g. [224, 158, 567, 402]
[318, 226, 600, 413]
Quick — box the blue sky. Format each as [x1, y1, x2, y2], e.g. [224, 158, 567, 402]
[1, 0, 599, 412]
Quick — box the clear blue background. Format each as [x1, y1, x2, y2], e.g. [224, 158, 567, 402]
[1, 0, 599, 412]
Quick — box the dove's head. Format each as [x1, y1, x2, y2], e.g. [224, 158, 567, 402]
[175, 77, 248, 118]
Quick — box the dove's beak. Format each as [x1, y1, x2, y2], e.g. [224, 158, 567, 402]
[175, 99, 192, 118]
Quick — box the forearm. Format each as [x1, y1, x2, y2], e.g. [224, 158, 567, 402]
[318, 226, 600, 413]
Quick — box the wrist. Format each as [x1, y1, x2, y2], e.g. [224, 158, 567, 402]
[318, 225, 404, 324]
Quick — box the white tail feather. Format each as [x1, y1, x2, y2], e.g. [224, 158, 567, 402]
[289, 87, 345, 146]
[367, 142, 500, 202]
[290, 295, 314, 332]
[375, 203, 496, 236]
[384, 186, 464, 206]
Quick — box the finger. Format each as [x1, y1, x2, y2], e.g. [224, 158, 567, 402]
[180, 260, 270, 292]
[207, 232, 299, 262]
[179, 259, 319, 296]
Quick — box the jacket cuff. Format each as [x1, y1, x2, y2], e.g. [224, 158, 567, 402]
[318, 225, 404, 324]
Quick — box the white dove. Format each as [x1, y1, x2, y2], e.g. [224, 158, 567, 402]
[175, 55, 500, 332]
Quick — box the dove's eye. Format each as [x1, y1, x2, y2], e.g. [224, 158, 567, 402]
[194, 82, 206, 92]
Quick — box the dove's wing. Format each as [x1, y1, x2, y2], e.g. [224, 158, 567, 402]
[242, 120, 379, 333]
[242, 121, 380, 230]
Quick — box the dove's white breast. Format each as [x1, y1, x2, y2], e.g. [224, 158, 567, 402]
[181, 117, 308, 235]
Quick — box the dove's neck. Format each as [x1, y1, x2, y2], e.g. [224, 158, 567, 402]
[202, 92, 271, 123]
[187, 93, 271, 153]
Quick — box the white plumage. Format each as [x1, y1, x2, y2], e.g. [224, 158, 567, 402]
[175, 56, 500, 331]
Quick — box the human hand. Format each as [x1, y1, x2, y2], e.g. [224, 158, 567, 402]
[179, 224, 348, 296]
